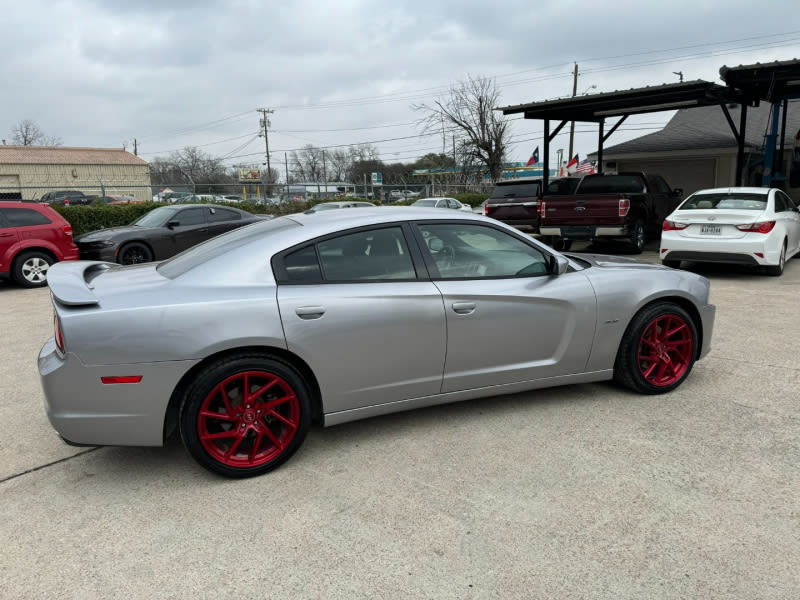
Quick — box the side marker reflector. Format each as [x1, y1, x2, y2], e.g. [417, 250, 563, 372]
[101, 376, 143, 384]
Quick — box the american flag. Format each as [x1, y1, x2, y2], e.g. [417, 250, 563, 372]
[575, 159, 596, 174]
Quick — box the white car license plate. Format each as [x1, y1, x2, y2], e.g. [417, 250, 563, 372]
[700, 225, 721, 235]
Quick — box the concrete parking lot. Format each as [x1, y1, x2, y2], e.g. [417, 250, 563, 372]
[1, 247, 798, 599]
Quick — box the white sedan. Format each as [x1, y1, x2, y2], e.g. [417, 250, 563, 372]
[660, 187, 800, 276]
[412, 197, 473, 212]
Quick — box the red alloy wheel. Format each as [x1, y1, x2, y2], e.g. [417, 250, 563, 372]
[197, 370, 300, 468]
[636, 314, 695, 387]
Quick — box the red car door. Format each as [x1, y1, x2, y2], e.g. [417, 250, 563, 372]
[0, 210, 21, 275]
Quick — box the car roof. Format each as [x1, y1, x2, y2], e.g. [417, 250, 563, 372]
[692, 187, 771, 195]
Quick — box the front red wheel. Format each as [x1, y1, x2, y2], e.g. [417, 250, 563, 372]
[615, 303, 698, 394]
[181, 355, 311, 477]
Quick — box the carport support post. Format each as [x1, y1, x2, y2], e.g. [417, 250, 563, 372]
[736, 103, 748, 186]
[597, 120, 605, 174]
[543, 119, 550, 191]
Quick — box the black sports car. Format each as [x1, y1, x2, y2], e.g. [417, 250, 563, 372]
[75, 204, 269, 264]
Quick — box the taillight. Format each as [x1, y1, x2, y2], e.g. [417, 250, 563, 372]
[539, 201, 546, 219]
[618, 199, 630, 217]
[663, 220, 689, 231]
[736, 221, 775, 234]
[484, 203, 489, 216]
[64, 199, 70, 207]
[54, 315, 64, 353]
[62, 224, 73, 237]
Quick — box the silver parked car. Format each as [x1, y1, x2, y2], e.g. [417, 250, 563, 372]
[39, 208, 715, 478]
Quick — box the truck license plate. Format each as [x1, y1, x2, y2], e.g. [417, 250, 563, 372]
[700, 225, 721, 235]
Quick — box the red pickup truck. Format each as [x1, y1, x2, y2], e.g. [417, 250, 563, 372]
[538, 172, 683, 253]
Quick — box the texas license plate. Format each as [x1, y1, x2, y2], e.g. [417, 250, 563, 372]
[700, 225, 721, 235]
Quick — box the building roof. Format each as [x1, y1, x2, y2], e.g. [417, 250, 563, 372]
[720, 58, 800, 101]
[0, 146, 148, 166]
[594, 101, 800, 157]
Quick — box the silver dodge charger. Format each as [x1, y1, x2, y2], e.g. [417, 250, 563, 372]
[39, 207, 715, 478]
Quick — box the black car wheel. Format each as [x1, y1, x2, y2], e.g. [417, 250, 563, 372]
[118, 242, 153, 265]
[12, 251, 54, 288]
[629, 220, 646, 254]
[179, 354, 312, 478]
[766, 241, 786, 276]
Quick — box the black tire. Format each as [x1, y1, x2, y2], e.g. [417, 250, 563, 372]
[661, 259, 681, 269]
[629, 220, 646, 254]
[118, 242, 153, 265]
[553, 238, 573, 251]
[12, 250, 54, 288]
[766, 241, 786, 276]
[180, 354, 311, 478]
[614, 302, 698, 395]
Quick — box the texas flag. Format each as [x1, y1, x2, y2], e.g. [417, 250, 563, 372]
[566, 154, 579, 174]
[525, 146, 540, 167]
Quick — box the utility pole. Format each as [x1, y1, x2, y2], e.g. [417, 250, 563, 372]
[568, 62, 579, 163]
[284, 152, 289, 198]
[257, 108, 274, 192]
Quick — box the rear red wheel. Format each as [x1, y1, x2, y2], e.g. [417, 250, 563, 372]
[181, 355, 311, 477]
[615, 303, 697, 394]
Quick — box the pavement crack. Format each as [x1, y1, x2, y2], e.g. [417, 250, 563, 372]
[0, 447, 101, 484]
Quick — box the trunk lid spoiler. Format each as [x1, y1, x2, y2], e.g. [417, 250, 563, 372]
[47, 261, 114, 306]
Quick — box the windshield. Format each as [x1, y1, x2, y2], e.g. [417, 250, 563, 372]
[679, 192, 768, 211]
[133, 206, 179, 227]
[414, 199, 438, 207]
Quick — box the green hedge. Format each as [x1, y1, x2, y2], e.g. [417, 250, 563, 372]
[53, 201, 295, 237]
[53, 194, 491, 238]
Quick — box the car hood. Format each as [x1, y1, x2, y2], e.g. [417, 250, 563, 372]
[567, 253, 669, 271]
[76, 226, 150, 242]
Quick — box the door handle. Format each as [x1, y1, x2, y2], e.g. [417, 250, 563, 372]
[295, 306, 325, 319]
[451, 301, 476, 314]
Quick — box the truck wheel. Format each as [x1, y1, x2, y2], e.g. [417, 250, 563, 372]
[629, 220, 645, 254]
[553, 238, 573, 252]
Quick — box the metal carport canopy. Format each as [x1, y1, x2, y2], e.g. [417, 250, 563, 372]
[498, 80, 737, 191]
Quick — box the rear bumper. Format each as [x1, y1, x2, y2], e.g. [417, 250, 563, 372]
[660, 233, 779, 266]
[38, 337, 199, 447]
[540, 225, 626, 238]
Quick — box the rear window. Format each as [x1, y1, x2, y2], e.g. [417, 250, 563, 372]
[157, 217, 298, 278]
[679, 193, 767, 211]
[577, 175, 644, 194]
[490, 182, 541, 199]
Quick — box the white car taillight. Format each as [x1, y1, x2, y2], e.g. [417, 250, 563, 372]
[662, 220, 689, 231]
[736, 221, 776, 234]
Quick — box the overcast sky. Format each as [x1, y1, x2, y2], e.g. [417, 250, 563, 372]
[3, 0, 800, 171]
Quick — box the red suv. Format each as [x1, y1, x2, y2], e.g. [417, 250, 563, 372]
[0, 201, 80, 288]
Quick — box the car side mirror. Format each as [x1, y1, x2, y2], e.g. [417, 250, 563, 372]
[549, 254, 569, 275]
[671, 188, 683, 198]
[167, 220, 179, 228]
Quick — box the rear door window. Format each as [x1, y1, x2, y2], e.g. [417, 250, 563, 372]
[0, 208, 52, 227]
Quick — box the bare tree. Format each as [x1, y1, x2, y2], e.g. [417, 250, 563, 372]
[290, 145, 325, 182]
[10, 119, 62, 146]
[415, 75, 508, 182]
[327, 148, 351, 182]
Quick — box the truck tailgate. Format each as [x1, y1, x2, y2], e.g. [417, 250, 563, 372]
[541, 194, 634, 226]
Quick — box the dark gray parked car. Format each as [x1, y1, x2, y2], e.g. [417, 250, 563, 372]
[75, 203, 267, 264]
